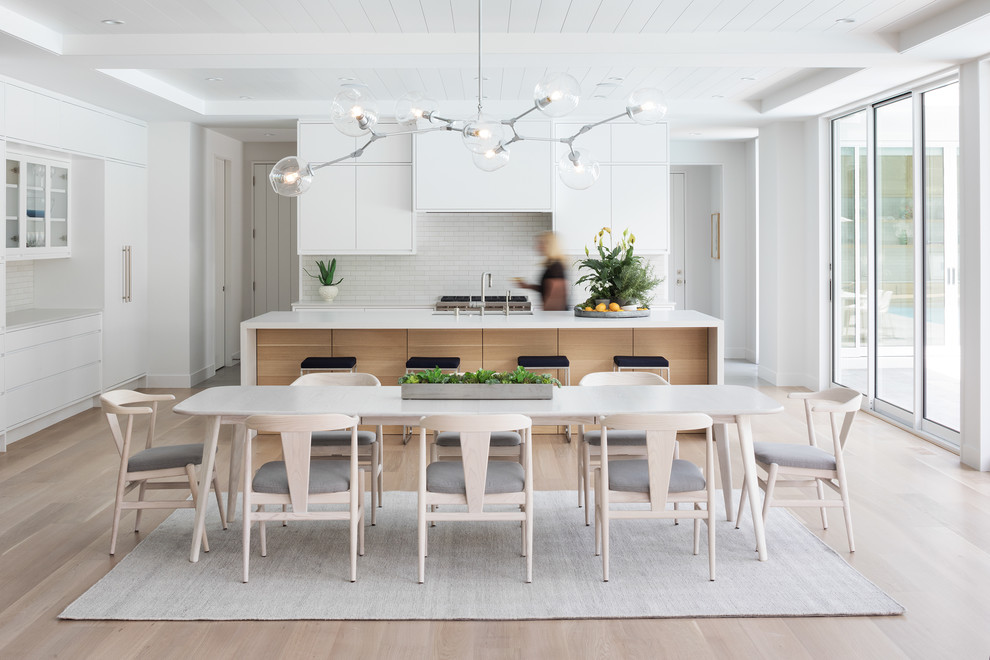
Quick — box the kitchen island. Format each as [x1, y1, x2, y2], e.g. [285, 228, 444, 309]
[240, 308, 723, 387]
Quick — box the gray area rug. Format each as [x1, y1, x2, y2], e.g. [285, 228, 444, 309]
[61, 491, 903, 620]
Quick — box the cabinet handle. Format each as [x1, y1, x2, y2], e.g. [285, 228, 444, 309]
[122, 245, 132, 302]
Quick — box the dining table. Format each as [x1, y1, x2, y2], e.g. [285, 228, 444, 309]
[174, 384, 784, 563]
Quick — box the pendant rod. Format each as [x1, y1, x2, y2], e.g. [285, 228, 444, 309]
[477, 0, 483, 116]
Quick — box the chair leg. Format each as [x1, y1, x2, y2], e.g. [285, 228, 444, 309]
[133, 482, 147, 532]
[693, 503, 701, 555]
[185, 464, 210, 553]
[212, 470, 228, 530]
[358, 471, 366, 557]
[418, 498, 427, 584]
[838, 476, 856, 552]
[762, 464, 779, 525]
[242, 490, 251, 583]
[377, 425, 385, 507]
[259, 506, 267, 557]
[350, 474, 361, 582]
[601, 500, 610, 583]
[370, 443, 379, 526]
[708, 492, 716, 582]
[816, 478, 829, 530]
[735, 479, 748, 529]
[525, 504, 533, 584]
[577, 440, 584, 508]
[583, 444, 593, 525]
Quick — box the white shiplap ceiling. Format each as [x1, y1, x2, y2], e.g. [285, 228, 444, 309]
[0, 0, 986, 139]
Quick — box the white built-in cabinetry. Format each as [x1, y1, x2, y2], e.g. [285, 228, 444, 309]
[297, 121, 414, 254]
[5, 152, 70, 259]
[414, 122, 553, 212]
[553, 122, 669, 255]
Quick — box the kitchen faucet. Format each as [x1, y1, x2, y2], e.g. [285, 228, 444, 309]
[478, 272, 493, 312]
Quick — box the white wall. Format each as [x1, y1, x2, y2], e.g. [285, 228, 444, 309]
[670, 140, 755, 362]
[669, 165, 714, 316]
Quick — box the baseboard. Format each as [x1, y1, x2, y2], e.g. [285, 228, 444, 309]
[4, 398, 98, 446]
[104, 374, 147, 392]
[146, 373, 194, 388]
[756, 365, 809, 387]
[744, 349, 757, 363]
[191, 365, 215, 387]
[725, 347, 746, 359]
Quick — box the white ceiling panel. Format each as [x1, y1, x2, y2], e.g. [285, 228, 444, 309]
[332, 0, 375, 32]
[641, 0, 694, 33]
[507, 0, 541, 32]
[389, 1, 429, 33]
[533, 0, 572, 32]
[420, 0, 455, 32]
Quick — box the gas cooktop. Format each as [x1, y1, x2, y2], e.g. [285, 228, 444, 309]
[434, 295, 532, 312]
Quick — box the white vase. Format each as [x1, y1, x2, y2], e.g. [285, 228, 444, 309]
[318, 285, 338, 302]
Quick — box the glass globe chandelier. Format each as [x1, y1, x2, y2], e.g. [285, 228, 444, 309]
[270, 0, 667, 197]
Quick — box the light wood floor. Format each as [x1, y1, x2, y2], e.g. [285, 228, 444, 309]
[1, 379, 989, 659]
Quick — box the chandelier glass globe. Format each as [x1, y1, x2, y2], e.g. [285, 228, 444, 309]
[534, 73, 581, 117]
[625, 87, 668, 125]
[557, 149, 600, 190]
[462, 115, 505, 154]
[473, 145, 510, 171]
[269, 157, 313, 197]
[395, 92, 439, 126]
[330, 87, 379, 136]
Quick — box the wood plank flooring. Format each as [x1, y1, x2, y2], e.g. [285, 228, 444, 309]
[1, 377, 989, 659]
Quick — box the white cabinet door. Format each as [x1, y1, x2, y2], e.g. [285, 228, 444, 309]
[554, 165, 612, 255]
[415, 122, 552, 211]
[298, 122, 356, 163]
[298, 166, 356, 254]
[356, 165, 413, 252]
[554, 122, 612, 164]
[610, 123, 668, 163]
[611, 165, 669, 253]
[363, 131, 411, 163]
[103, 162, 148, 388]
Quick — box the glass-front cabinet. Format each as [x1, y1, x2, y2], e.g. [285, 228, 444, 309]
[5, 153, 70, 258]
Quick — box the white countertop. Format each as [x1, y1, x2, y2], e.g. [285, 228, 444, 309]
[6, 308, 102, 331]
[243, 308, 722, 330]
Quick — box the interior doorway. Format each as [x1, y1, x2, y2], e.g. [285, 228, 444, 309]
[252, 162, 298, 315]
[213, 156, 231, 369]
[669, 165, 723, 317]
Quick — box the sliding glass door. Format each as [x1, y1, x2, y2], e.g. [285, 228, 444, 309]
[830, 81, 960, 445]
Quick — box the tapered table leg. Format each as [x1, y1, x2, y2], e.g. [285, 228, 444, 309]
[736, 414, 768, 561]
[713, 422, 733, 522]
[190, 415, 222, 563]
[226, 421, 246, 523]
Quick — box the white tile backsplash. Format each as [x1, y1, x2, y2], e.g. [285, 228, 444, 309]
[6, 260, 34, 312]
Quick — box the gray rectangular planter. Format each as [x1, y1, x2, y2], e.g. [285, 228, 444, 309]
[400, 383, 554, 400]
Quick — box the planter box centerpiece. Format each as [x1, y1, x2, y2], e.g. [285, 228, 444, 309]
[399, 366, 561, 400]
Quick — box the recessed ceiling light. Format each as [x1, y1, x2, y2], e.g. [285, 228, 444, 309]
[101, 19, 124, 25]
[338, 76, 355, 82]
[205, 77, 223, 82]
[607, 76, 624, 82]
[835, 17, 855, 24]
[712, 94, 725, 99]
[689, 132, 702, 136]
[740, 76, 756, 81]
[240, 95, 253, 100]
[592, 94, 607, 99]
[263, 132, 276, 137]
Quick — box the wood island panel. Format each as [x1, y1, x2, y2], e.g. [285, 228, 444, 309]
[558, 328, 633, 385]
[332, 329, 407, 386]
[633, 327, 709, 384]
[407, 329, 483, 373]
[482, 329, 558, 372]
[256, 329, 331, 385]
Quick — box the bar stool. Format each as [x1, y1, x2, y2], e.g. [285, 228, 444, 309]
[403, 356, 461, 443]
[518, 355, 571, 442]
[613, 355, 670, 382]
[300, 356, 357, 376]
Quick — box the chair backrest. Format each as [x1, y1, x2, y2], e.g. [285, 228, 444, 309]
[291, 372, 381, 387]
[600, 412, 713, 511]
[245, 413, 360, 512]
[419, 414, 532, 513]
[100, 390, 176, 457]
[789, 387, 860, 451]
[580, 371, 669, 386]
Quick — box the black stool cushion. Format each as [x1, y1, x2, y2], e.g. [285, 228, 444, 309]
[301, 356, 357, 370]
[518, 355, 570, 369]
[406, 356, 461, 370]
[613, 355, 669, 368]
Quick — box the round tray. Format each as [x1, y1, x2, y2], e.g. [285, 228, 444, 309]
[573, 308, 651, 318]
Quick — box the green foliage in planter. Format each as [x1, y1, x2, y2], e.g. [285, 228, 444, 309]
[574, 227, 663, 308]
[399, 365, 561, 387]
[303, 258, 343, 286]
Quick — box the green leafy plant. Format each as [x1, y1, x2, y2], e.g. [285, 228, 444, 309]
[574, 227, 663, 308]
[399, 365, 561, 387]
[303, 258, 343, 286]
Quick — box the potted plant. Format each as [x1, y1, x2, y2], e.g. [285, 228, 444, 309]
[399, 366, 561, 400]
[574, 227, 663, 311]
[304, 258, 343, 302]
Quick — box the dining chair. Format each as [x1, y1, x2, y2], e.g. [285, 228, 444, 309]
[242, 413, 365, 583]
[595, 412, 716, 582]
[101, 390, 227, 556]
[417, 414, 533, 583]
[577, 370, 670, 524]
[735, 387, 861, 552]
[291, 372, 384, 524]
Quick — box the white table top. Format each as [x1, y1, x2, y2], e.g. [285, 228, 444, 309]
[175, 385, 782, 421]
[240, 308, 722, 331]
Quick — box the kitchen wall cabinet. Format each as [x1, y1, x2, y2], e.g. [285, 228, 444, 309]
[553, 121, 669, 255]
[414, 122, 552, 212]
[5, 152, 70, 259]
[297, 121, 414, 255]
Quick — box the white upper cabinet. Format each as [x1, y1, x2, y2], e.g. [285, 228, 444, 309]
[297, 121, 414, 254]
[554, 165, 612, 255]
[611, 165, 669, 252]
[415, 121, 552, 212]
[554, 122, 611, 164]
[610, 123, 668, 163]
[6, 152, 70, 259]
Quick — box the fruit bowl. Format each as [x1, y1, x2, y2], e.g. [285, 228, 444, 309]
[573, 307, 651, 318]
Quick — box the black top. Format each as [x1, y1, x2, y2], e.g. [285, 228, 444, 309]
[540, 260, 569, 311]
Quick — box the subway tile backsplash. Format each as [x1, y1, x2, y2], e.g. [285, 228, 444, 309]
[299, 213, 667, 307]
[6, 260, 34, 312]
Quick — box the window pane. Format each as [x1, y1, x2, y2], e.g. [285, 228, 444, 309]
[923, 82, 960, 433]
[875, 98, 914, 413]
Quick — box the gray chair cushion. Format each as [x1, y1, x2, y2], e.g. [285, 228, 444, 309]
[127, 443, 204, 472]
[435, 431, 522, 447]
[252, 460, 351, 494]
[583, 430, 647, 447]
[753, 442, 837, 470]
[311, 430, 377, 447]
[608, 459, 706, 493]
[426, 461, 525, 495]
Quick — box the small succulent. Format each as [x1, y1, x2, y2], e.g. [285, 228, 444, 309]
[304, 258, 343, 286]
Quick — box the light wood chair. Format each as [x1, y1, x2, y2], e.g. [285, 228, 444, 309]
[735, 387, 861, 552]
[291, 372, 384, 524]
[242, 413, 366, 583]
[595, 412, 716, 582]
[577, 371, 670, 524]
[101, 390, 227, 556]
[417, 414, 533, 584]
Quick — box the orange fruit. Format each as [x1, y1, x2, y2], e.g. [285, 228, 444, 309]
[583, 306, 593, 311]
[594, 303, 607, 312]
[608, 302, 621, 312]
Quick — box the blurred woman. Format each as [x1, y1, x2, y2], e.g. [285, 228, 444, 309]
[513, 231, 569, 311]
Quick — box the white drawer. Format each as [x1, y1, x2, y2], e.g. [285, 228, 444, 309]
[6, 314, 102, 352]
[6, 362, 101, 428]
[6, 332, 102, 390]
